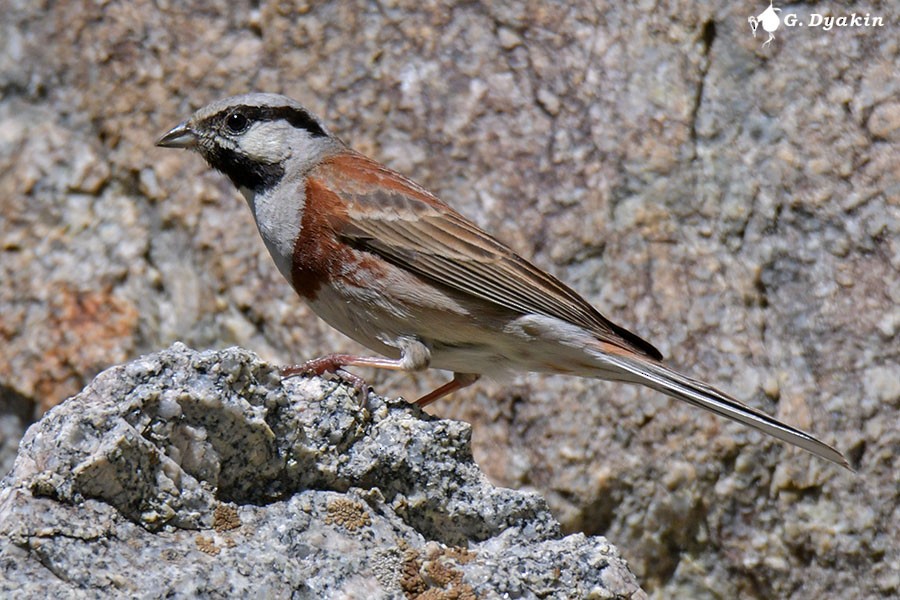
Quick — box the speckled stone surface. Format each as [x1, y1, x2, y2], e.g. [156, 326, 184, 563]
[0, 344, 644, 598]
[1, 1, 897, 597]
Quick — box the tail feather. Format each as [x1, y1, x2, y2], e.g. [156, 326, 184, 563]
[602, 354, 850, 469]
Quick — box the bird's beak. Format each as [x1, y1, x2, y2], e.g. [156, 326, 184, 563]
[156, 122, 198, 149]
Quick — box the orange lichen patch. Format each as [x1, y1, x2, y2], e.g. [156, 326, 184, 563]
[415, 587, 477, 600]
[1, 283, 139, 412]
[400, 541, 428, 598]
[195, 535, 220, 556]
[442, 546, 475, 565]
[398, 540, 478, 600]
[213, 504, 242, 532]
[221, 537, 237, 549]
[323, 497, 372, 532]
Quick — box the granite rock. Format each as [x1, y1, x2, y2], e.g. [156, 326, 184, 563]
[0, 344, 644, 599]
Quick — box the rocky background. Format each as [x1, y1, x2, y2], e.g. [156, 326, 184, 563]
[1, 1, 898, 597]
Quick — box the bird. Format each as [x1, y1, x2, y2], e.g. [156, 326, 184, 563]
[156, 92, 848, 468]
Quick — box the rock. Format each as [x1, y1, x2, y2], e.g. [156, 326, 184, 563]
[0, 344, 645, 598]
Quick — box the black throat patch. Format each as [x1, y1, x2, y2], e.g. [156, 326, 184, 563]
[202, 144, 286, 194]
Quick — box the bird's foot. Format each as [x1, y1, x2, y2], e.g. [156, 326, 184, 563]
[282, 354, 371, 407]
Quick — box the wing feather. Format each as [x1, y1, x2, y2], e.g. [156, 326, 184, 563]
[315, 153, 663, 360]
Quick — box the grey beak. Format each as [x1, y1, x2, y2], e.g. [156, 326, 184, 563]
[156, 122, 198, 149]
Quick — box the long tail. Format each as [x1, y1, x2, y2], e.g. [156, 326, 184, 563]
[600, 353, 849, 468]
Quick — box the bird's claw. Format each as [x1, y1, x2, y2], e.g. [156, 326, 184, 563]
[281, 355, 371, 407]
[334, 368, 372, 408]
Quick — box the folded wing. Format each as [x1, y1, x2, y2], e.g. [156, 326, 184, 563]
[316, 152, 663, 361]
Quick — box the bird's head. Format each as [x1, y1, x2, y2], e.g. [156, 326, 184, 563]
[156, 93, 341, 196]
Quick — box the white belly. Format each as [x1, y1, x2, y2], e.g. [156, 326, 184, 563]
[304, 266, 606, 379]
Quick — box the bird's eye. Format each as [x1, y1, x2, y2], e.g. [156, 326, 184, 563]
[225, 112, 249, 133]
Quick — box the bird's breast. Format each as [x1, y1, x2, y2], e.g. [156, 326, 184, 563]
[244, 186, 303, 283]
[286, 176, 363, 300]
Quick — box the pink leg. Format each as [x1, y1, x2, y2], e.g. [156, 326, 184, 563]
[416, 373, 480, 408]
[281, 354, 406, 377]
[282, 354, 407, 406]
[282, 356, 480, 409]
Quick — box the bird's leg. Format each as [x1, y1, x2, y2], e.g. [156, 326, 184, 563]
[415, 373, 480, 408]
[282, 354, 407, 406]
[282, 354, 407, 377]
[282, 355, 479, 408]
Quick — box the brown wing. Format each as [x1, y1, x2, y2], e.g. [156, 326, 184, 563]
[315, 151, 663, 361]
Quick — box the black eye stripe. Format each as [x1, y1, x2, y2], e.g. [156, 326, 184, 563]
[209, 105, 327, 138]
